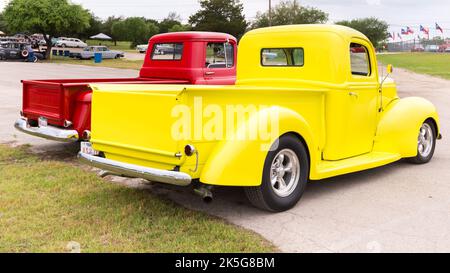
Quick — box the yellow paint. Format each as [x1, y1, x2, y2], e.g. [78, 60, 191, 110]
[90, 25, 440, 186]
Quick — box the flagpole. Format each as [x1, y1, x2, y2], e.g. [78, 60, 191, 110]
[269, 0, 272, 27]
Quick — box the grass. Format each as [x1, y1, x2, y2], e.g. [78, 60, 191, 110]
[45, 56, 144, 70]
[0, 145, 274, 253]
[377, 52, 450, 80]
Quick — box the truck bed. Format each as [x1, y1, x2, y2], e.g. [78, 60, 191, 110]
[22, 77, 189, 128]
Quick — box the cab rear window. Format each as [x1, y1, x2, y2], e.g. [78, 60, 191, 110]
[151, 43, 183, 60]
[261, 48, 304, 66]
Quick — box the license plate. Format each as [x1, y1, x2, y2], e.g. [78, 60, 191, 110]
[38, 117, 48, 127]
[80, 142, 99, 156]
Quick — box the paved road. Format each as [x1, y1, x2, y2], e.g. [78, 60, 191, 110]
[1, 62, 449, 252]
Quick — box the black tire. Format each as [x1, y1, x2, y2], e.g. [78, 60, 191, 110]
[61, 44, 66, 48]
[407, 120, 437, 164]
[244, 134, 309, 212]
[115, 55, 120, 59]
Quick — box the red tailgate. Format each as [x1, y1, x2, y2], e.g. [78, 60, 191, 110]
[22, 80, 67, 126]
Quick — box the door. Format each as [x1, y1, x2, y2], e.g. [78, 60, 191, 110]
[323, 40, 379, 160]
[203, 42, 235, 84]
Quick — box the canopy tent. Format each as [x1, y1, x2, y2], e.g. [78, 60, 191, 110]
[89, 33, 112, 40]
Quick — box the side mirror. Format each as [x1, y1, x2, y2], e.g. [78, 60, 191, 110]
[387, 64, 393, 74]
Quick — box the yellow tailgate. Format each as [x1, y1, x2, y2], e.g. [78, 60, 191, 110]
[90, 84, 186, 170]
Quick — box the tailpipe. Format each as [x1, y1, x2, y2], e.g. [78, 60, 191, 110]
[194, 185, 213, 203]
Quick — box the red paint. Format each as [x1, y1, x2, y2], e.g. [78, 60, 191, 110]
[21, 32, 237, 139]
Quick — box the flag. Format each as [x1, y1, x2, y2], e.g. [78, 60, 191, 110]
[420, 25, 429, 35]
[436, 23, 443, 33]
[401, 28, 408, 35]
[388, 32, 393, 39]
[393, 32, 396, 40]
[407, 26, 414, 34]
[397, 33, 402, 40]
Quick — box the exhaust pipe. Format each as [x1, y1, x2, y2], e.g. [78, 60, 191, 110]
[194, 185, 213, 203]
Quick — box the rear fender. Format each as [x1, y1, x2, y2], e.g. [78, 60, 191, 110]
[72, 91, 92, 137]
[200, 107, 317, 186]
[374, 97, 440, 157]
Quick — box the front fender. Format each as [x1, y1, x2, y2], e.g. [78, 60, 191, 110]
[200, 106, 318, 186]
[374, 97, 440, 157]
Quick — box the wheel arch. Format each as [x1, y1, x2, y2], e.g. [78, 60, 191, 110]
[374, 97, 440, 157]
[199, 106, 318, 186]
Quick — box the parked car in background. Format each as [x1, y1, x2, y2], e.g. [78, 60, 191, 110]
[56, 38, 87, 48]
[411, 45, 425, 52]
[136, 44, 148, 53]
[438, 44, 450, 52]
[425, 45, 439, 52]
[0, 42, 44, 61]
[69, 46, 125, 60]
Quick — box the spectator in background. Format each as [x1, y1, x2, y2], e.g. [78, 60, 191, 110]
[26, 44, 35, 62]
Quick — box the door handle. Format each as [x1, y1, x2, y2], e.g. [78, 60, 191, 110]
[348, 92, 358, 98]
[205, 71, 215, 76]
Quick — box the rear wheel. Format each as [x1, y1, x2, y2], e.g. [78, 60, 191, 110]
[245, 135, 309, 212]
[407, 120, 436, 164]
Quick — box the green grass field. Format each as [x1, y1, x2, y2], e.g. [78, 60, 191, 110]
[0, 145, 274, 253]
[377, 53, 450, 80]
[45, 56, 144, 70]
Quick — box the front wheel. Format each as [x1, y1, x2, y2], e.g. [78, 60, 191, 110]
[407, 120, 436, 164]
[245, 135, 309, 212]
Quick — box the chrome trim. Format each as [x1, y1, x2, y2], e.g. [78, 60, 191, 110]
[64, 120, 73, 128]
[14, 118, 79, 142]
[78, 152, 192, 186]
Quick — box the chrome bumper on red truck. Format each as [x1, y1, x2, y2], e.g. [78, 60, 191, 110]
[77, 152, 192, 186]
[14, 118, 79, 142]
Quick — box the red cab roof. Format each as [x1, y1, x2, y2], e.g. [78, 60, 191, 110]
[149, 31, 236, 43]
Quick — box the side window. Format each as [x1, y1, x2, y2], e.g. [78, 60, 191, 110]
[261, 48, 304, 66]
[205, 42, 234, 69]
[350, 43, 370, 76]
[151, 43, 183, 60]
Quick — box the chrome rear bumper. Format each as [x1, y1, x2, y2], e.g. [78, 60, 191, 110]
[78, 152, 192, 186]
[14, 118, 79, 142]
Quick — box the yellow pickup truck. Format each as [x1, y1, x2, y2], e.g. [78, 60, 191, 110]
[79, 25, 441, 212]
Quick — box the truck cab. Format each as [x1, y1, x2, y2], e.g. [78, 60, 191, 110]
[15, 32, 237, 142]
[79, 25, 440, 212]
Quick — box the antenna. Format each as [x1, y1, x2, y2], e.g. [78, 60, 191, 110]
[379, 64, 393, 112]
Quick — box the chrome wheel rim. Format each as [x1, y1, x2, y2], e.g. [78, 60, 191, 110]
[270, 149, 300, 198]
[418, 123, 433, 158]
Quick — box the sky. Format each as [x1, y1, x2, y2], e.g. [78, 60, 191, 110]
[1, 0, 449, 38]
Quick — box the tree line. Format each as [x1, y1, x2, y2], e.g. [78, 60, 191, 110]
[0, 0, 389, 59]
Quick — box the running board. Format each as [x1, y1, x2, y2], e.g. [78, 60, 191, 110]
[313, 152, 402, 180]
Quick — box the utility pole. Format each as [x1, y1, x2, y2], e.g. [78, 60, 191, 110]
[269, 0, 272, 26]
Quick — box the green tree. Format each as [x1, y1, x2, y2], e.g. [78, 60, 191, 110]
[112, 17, 159, 48]
[252, 0, 328, 29]
[159, 12, 183, 33]
[336, 17, 389, 48]
[189, 0, 248, 39]
[81, 12, 103, 39]
[111, 20, 127, 42]
[102, 16, 123, 45]
[0, 13, 8, 34]
[168, 24, 190, 33]
[3, 0, 90, 59]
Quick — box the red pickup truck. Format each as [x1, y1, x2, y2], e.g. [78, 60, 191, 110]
[15, 32, 237, 142]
